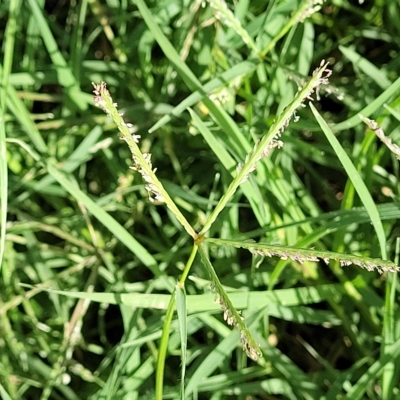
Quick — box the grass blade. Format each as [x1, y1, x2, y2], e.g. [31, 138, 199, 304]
[310, 103, 388, 260]
[46, 162, 160, 271]
[175, 283, 187, 400]
[26, 0, 87, 111]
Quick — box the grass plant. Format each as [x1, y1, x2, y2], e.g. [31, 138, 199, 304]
[2, 0, 400, 399]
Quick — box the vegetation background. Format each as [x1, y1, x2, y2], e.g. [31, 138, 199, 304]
[1, 0, 400, 399]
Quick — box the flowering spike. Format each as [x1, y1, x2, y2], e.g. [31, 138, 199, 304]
[92, 82, 197, 239]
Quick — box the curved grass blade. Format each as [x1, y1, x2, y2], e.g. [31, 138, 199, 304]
[149, 61, 258, 133]
[26, 0, 87, 111]
[175, 283, 187, 400]
[310, 103, 388, 260]
[345, 339, 400, 400]
[46, 162, 160, 273]
[333, 76, 400, 132]
[20, 283, 344, 312]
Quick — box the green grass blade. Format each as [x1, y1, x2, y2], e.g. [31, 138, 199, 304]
[0, 0, 19, 108]
[381, 272, 397, 399]
[0, 384, 12, 400]
[189, 108, 266, 222]
[22, 283, 344, 312]
[185, 330, 242, 396]
[149, 60, 257, 133]
[0, 67, 48, 152]
[0, 108, 6, 272]
[26, 0, 87, 111]
[175, 283, 187, 400]
[345, 339, 400, 400]
[156, 292, 176, 400]
[1, 0, 21, 271]
[134, 0, 257, 175]
[333, 76, 400, 132]
[310, 103, 388, 259]
[339, 45, 392, 90]
[134, 0, 207, 93]
[46, 162, 159, 271]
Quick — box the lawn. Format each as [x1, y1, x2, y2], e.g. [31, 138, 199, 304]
[1, 0, 400, 399]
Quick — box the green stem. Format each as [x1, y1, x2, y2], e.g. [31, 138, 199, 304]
[381, 270, 397, 398]
[155, 291, 176, 400]
[155, 244, 199, 399]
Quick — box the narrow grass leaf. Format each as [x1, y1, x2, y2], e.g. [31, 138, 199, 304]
[0, 106, 6, 271]
[149, 60, 257, 132]
[1, 0, 19, 108]
[233, 380, 296, 398]
[310, 103, 388, 260]
[188, 108, 241, 173]
[381, 272, 397, 398]
[384, 104, 400, 121]
[185, 330, 242, 396]
[26, 0, 87, 111]
[0, 384, 12, 400]
[135, 0, 269, 226]
[198, 377, 296, 399]
[175, 283, 187, 400]
[340, 45, 392, 90]
[25, 126, 103, 198]
[296, 22, 314, 74]
[345, 339, 400, 400]
[70, 1, 88, 79]
[134, 0, 208, 94]
[23, 283, 344, 311]
[333, 76, 400, 131]
[266, 304, 341, 326]
[0, 65, 47, 153]
[1, 0, 27, 270]
[46, 162, 160, 271]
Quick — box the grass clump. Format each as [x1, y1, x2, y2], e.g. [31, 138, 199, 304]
[1, 0, 400, 399]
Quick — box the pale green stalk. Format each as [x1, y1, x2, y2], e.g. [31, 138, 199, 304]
[0, 0, 21, 272]
[155, 245, 198, 400]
